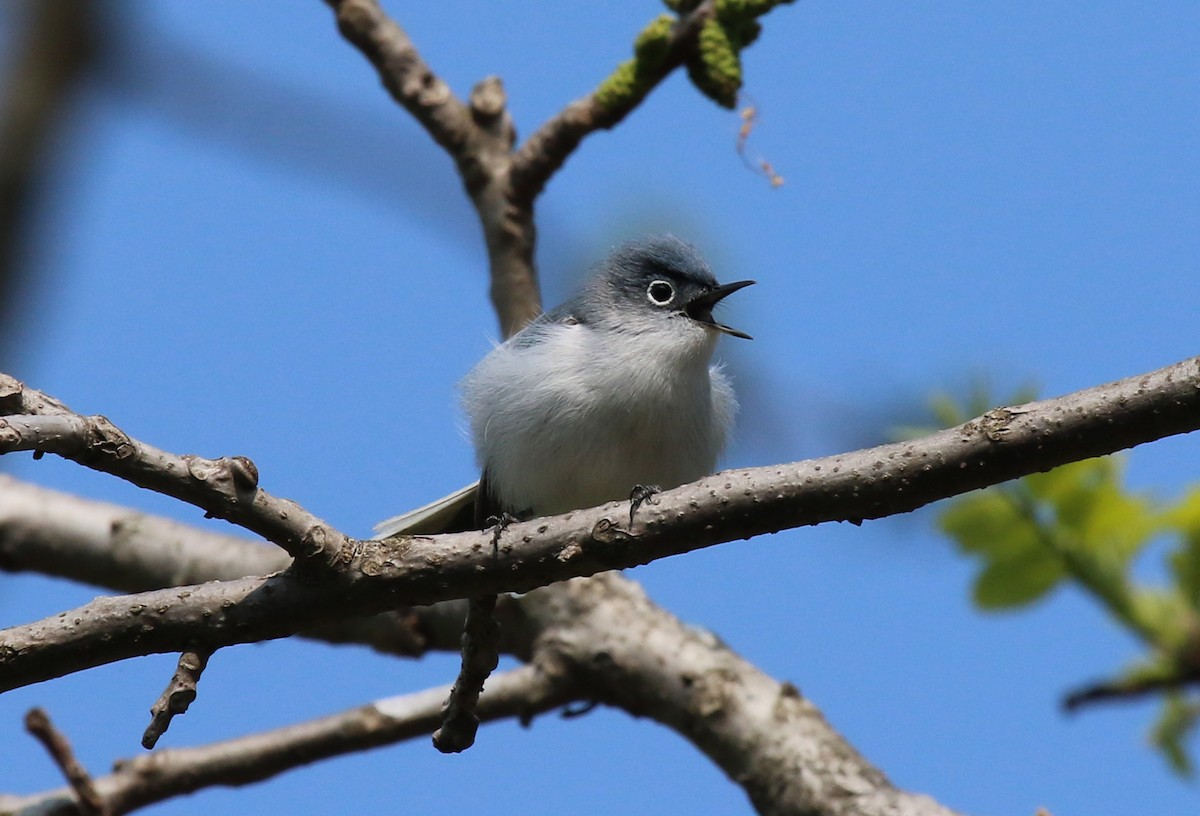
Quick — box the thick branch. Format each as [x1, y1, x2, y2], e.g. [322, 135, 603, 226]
[0, 475, 488, 657]
[520, 575, 958, 816]
[0, 474, 288, 584]
[0, 664, 574, 816]
[0, 355, 1197, 691]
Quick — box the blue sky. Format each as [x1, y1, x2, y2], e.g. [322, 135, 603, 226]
[1, 1, 1197, 813]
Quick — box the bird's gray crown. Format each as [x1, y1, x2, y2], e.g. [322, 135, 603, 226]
[568, 235, 720, 323]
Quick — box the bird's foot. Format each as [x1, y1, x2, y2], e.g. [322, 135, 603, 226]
[628, 484, 662, 528]
[486, 512, 519, 559]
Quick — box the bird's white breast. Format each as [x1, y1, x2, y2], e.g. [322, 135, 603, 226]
[461, 317, 736, 517]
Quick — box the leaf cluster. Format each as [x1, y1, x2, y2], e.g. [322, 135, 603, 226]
[911, 387, 1200, 773]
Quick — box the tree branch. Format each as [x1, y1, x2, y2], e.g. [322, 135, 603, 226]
[0, 478, 957, 814]
[1, 355, 1197, 691]
[1064, 670, 1200, 710]
[508, 2, 716, 207]
[322, 1, 793, 338]
[23, 707, 105, 816]
[519, 574, 960, 816]
[0, 373, 345, 562]
[1, 664, 575, 816]
[0, 475, 502, 657]
[141, 647, 213, 749]
[322, 0, 537, 337]
[431, 594, 500, 752]
[321, 0, 474, 157]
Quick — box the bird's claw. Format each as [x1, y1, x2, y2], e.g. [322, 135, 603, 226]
[487, 512, 519, 558]
[628, 484, 662, 528]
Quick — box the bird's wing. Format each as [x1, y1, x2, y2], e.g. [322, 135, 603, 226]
[373, 481, 479, 538]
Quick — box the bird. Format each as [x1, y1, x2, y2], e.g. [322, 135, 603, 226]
[374, 235, 753, 538]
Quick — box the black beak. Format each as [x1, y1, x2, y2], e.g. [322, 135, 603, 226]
[684, 280, 755, 340]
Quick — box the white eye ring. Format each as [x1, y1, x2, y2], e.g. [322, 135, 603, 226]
[646, 280, 675, 306]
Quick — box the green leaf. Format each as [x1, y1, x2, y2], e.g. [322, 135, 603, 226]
[939, 491, 1031, 555]
[1125, 589, 1193, 647]
[1151, 694, 1200, 776]
[1162, 487, 1200, 606]
[1170, 542, 1200, 609]
[1026, 458, 1153, 566]
[940, 491, 1066, 608]
[972, 543, 1068, 609]
[1024, 457, 1109, 507]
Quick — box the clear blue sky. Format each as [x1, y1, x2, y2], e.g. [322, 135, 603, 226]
[1, 1, 1197, 813]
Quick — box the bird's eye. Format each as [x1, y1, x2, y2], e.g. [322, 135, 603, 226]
[647, 280, 675, 306]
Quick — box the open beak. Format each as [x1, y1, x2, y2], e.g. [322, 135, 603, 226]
[684, 280, 755, 340]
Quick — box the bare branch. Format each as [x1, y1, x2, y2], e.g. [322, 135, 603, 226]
[0, 475, 484, 657]
[23, 707, 106, 816]
[142, 648, 214, 749]
[321, 2, 794, 338]
[1064, 671, 1200, 710]
[0, 474, 289, 584]
[321, 0, 538, 336]
[2, 665, 574, 816]
[1, 355, 1197, 692]
[432, 594, 500, 753]
[520, 574, 961, 816]
[322, 0, 474, 157]
[0, 373, 346, 562]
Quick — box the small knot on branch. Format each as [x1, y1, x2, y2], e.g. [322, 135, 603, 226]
[0, 373, 23, 414]
[228, 455, 260, 491]
[86, 416, 134, 460]
[469, 75, 507, 123]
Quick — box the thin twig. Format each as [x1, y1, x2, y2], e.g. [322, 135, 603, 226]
[322, 0, 475, 156]
[322, 0, 538, 337]
[5, 665, 574, 816]
[24, 707, 106, 816]
[143, 647, 215, 749]
[509, 2, 718, 206]
[1063, 672, 1200, 710]
[432, 594, 500, 752]
[736, 97, 785, 187]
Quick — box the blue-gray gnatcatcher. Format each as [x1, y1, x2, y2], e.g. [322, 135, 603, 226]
[375, 235, 753, 537]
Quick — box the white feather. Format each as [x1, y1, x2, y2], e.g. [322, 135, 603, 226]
[461, 310, 735, 517]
